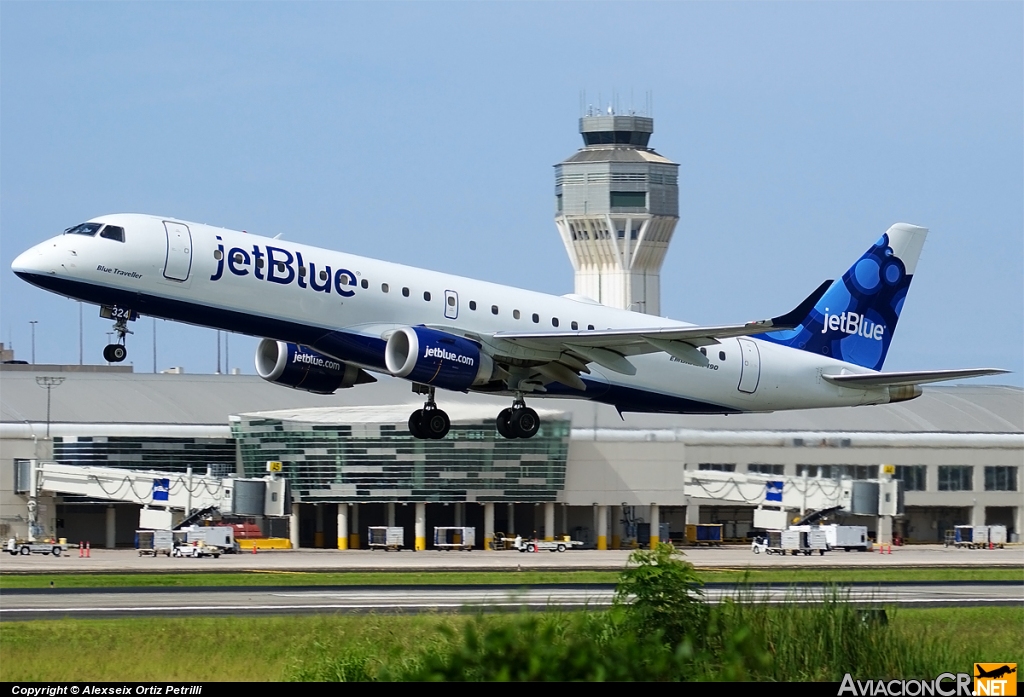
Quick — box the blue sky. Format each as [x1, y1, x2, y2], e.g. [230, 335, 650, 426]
[2, 2, 1021, 385]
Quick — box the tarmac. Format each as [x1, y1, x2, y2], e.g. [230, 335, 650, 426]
[1, 544, 1021, 573]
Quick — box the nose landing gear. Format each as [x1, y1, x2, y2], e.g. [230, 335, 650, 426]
[407, 385, 450, 440]
[102, 316, 132, 363]
[495, 395, 540, 439]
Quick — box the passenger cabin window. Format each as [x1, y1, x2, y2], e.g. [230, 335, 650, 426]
[699, 347, 706, 356]
[381, 283, 389, 292]
[469, 301, 477, 311]
[588, 324, 594, 330]
[551, 318, 559, 327]
[719, 351, 726, 361]
[213, 249, 223, 260]
[299, 266, 307, 277]
[448, 296, 456, 307]
[491, 305, 499, 315]
[361, 279, 368, 289]
[402, 287, 410, 297]
[571, 321, 578, 330]
[257, 258, 266, 269]
[532, 313, 540, 323]
[100, 226, 125, 242]
[423, 291, 431, 301]
[65, 223, 101, 236]
[513, 310, 521, 319]
[276, 262, 286, 273]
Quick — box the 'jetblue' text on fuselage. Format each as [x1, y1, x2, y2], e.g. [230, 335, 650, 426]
[209, 237, 356, 298]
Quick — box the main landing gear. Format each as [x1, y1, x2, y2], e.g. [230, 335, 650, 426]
[405, 387, 542, 441]
[102, 316, 132, 363]
[495, 395, 540, 440]
[408, 386, 450, 440]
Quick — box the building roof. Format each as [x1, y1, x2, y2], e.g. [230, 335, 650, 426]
[2, 368, 1021, 434]
[560, 148, 677, 165]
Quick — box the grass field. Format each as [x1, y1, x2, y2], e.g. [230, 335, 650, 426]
[2, 607, 1020, 682]
[1, 566, 1020, 588]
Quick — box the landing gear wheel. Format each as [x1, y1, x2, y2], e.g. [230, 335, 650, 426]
[408, 410, 426, 439]
[423, 409, 450, 439]
[495, 408, 516, 439]
[103, 344, 127, 362]
[510, 407, 540, 439]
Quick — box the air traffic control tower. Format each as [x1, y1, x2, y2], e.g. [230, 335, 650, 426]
[554, 112, 679, 316]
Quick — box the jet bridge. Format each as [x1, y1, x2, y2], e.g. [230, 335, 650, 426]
[21, 460, 289, 538]
[682, 469, 902, 533]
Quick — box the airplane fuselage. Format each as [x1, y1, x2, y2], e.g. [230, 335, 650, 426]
[13, 213, 896, 415]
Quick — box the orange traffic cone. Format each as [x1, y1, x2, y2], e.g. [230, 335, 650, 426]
[85, 541, 91, 558]
[252, 541, 258, 554]
[886, 544, 892, 554]
[78, 542, 83, 558]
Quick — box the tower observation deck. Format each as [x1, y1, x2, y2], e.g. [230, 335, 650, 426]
[554, 113, 679, 316]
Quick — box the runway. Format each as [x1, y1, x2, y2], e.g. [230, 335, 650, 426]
[2, 581, 1020, 620]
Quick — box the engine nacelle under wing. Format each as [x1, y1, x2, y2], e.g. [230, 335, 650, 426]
[255, 339, 375, 394]
[385, 326, 495, 391]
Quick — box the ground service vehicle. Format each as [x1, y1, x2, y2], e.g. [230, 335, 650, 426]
[513, 536, 583, 553]
[5, 538, 68, 557]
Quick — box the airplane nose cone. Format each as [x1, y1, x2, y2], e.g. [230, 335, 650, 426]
[11, 248, 37, 274]
[11, 242, 50, 277]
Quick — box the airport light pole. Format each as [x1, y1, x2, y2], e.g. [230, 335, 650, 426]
[29, 320, 38, 364]
[35, 376, 65, 439]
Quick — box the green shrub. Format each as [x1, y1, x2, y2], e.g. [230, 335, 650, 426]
[613, 542, 710, 648]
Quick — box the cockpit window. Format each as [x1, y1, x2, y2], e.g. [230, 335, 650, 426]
[99, 225, 125, 242]
[64, 223, 101, 236]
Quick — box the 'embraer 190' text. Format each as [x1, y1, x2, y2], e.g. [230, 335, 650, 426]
[209, 237, 356, 298]
[821, 309, 885, 341]
[425, 346, 475, 366]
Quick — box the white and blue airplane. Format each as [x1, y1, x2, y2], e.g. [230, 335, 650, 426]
[11, 215, 1006, 439]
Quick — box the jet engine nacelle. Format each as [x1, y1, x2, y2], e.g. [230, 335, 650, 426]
[385, 326, 495, 391]
[255, 339, 374, 394]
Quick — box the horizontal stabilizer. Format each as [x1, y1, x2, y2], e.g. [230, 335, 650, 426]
[823, 368, 1009, 388]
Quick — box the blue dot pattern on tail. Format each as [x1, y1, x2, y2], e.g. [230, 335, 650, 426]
[761, 232, 914, 371]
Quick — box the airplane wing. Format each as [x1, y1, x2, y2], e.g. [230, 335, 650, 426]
[822, 368, 1009, 388]
[486, 280, 833, 376]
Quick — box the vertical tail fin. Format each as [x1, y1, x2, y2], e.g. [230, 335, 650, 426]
[761, 223, 928, 370]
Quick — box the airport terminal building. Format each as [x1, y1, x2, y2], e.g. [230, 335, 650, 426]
[2, 364, 1020, 549]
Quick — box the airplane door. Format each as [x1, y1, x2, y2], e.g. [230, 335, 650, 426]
[444, 290, 458, 320]
[737, 338, 761, 394]
[163, 222, 192, 281]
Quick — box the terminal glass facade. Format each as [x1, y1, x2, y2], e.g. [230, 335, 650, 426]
[231, 415, 570, 503]
[52, 436, 236, 474]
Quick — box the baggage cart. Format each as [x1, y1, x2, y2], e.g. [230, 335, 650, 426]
[368, 526, 404, 551]
[434, 526, 475, 551]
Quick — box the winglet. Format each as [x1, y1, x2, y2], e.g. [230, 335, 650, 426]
[769, 280, 833, 329]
